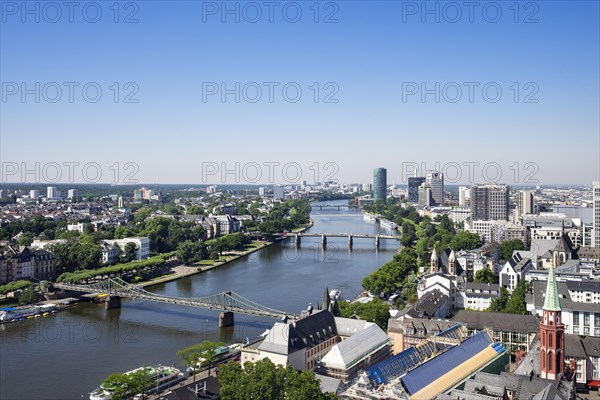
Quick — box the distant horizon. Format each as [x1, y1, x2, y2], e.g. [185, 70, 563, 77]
[2, 1, 599, 185]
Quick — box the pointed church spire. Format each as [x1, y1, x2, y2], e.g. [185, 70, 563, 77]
[543, 259, 561, 312]
[321, 287, 331, 311]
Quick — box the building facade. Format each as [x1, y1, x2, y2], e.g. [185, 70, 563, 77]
[425, 171, 444, 206]
[373, 168, 387, 202]
[407, 177, 425, 203]
[470, 184, 509, 221]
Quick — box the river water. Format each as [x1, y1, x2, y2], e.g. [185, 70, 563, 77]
[0, 200, 399, 400]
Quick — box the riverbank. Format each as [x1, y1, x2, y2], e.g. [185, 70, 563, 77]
[140, 222, 314, 288]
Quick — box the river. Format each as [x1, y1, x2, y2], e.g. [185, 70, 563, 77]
[0, 200, 399, 400]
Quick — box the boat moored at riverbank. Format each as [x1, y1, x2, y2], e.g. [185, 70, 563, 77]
[89, 364, 185, 400]
[379, 219, 398, 230]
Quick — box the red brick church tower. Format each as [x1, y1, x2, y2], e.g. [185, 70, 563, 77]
[539, 261, 564, 380]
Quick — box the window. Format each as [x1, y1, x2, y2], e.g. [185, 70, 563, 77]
[584, 312, 590, 326]
[573, 312, 579, 326]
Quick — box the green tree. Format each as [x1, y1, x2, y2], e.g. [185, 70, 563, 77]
[449, 231, 482, 251]
[18, 232, 34, 246]
[102, 369, 154, 400]
[186, 205, 204, 215]
[115, 226, 135, 239]
[122, 242, 138, 263]
[18, 286, 36, 304]
[488, 287, 510, 312]
[176, 240, 207, 264]
[504, 280, 530, 315]
[474, 268, 495, 284]
[337, 298, 391, 330]
[500, 239, 526, 260]
[177, 341, 225, 379]
[218, 359, 335, 400]
[126, 369, 155, 400]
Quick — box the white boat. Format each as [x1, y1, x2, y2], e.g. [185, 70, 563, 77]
[329, 289, 341, 301]
[363, 213, 376, 223]
[379, 219, 398, 230]
[0, 306, 41, 322]
[90, 364, 185, 400]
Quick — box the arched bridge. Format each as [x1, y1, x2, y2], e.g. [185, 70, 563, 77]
[286, 233, 400, 249]
[312, 204, 359, 210]
[54, 278, 295, 327]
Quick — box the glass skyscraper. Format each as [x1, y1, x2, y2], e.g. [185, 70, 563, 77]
[373, 168, 387, 202]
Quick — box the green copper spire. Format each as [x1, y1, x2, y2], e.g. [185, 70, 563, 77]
[543, 258, 561, 312]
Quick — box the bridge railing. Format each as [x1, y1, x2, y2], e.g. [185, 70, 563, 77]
[54, 278, 294, 319]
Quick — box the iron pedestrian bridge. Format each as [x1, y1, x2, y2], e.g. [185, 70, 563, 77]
[54, 278, 295, 326]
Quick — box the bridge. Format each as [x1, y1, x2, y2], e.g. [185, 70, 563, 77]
[54, 278, 295, 327]
[312, 204, 359, 210]
[287, 233, 400, 249]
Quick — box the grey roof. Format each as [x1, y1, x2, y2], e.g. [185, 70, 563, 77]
[514, 335, 540, 375]
[564, 280, 600, 292]
[556, 259, 581, 271]
[452, 310, 539, 334]
[412, 289, 449, 317]
[315, 374, 341, 394]
[522, 239, 560, 260]
[581, 335, 600, 357]
[564, 334, 586, 359]
[462, 371, 573, 400]
[387, 317, 455, 338]
[320, 324, 390, 370]
[334, 317, 372, 337]
[531, 384, 563, 400]
[528, 281, 600, 313]
[577, 246, 600, 260]
[462, 375, 506, 397]
[465, 282, 500, 292]
[506, 253, 533, 272]
[258, 310, 337, 355]
[446, 389, 498, 400]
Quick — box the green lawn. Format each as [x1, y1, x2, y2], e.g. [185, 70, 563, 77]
[148, 273, 178, 281]
[195, 260, 215, 266]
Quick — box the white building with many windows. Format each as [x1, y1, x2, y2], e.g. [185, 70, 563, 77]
[103, 237, 150, 261]
[527, 280, 600, 337]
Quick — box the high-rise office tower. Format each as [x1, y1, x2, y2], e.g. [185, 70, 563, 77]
[425, 171, 444, 206]
[67, 189, 78, 201]
[373, 168, 387, 202]
[47, 186, 59, 199]
[517, 190, 535, 218]
[418, 183, 433, 208]
[470, 184, 509, 221]
[408, 177, 426, 203]
[458, 186, 470, 207]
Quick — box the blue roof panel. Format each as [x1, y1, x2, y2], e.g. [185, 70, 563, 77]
[401, 331, 493, 395]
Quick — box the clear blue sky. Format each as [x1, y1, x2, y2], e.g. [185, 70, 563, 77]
[1, 0, 598, 185]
